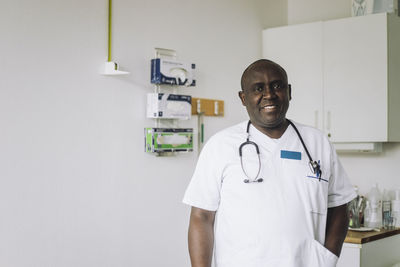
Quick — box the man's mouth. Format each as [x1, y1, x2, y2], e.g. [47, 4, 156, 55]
[260, 104, 278, 111]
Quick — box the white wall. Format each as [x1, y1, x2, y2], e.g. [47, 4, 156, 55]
[286, 0, 400, 196]
[339, 144, 400, 195]
[288, 0, 351, 24]
[255, 0, 288, 28]
[0, 1, 283, 266]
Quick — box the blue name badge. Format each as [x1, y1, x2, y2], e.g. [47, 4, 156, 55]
[280, 150, 301, 160]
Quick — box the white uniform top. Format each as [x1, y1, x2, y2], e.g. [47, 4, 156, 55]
[183, 121, 356, 267]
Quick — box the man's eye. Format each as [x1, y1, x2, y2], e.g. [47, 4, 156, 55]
[255, 86, 263, 92]
[272, 83, 282, 89]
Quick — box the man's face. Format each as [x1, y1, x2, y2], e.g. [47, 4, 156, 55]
[239, 64, 291, 130]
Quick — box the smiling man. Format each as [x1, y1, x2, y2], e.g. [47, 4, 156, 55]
[183, 59, 356, 267]
[239, 59, 290, 138]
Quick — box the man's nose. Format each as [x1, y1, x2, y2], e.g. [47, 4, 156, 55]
[261, 86, 277, 98]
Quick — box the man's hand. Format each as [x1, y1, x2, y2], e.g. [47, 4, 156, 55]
[324, 204, 349, 257]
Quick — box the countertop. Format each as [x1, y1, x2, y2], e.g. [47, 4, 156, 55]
[345, 227, 400, 244]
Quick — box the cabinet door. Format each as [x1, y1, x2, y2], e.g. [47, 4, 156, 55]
[323, 14, 388, 142]
[337, 244, 361, 267]
[263, 22, 324, 130]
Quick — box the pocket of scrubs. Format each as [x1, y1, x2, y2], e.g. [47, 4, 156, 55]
[282, 160, 328, 214]
[308, 239, 338, 267]
[304, 177, 329, 214]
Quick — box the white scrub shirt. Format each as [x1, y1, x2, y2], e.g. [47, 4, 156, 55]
[183, 121, 356, 267]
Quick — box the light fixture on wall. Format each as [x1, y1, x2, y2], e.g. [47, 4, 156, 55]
[102, 0, 129, 75]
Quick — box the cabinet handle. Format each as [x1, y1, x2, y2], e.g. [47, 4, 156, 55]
[326, 111, 331, 131]
[314, 110, 319, 129]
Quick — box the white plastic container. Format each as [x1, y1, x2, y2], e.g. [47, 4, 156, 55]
[392, 188, 400, 227]
[365, 183, 382, 228]
[364, 200, 371, 226]
[382, 189, 392, 229]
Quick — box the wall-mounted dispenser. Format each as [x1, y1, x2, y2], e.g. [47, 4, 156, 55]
[144, 128, 193, 153]
[151, 58, 195, 86]
[145, 48, 195, 156]
[147, 93, 192, 120]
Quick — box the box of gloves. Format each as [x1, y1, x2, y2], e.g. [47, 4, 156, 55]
[146, 93, 191, 120]
[151, 58, 196, 86]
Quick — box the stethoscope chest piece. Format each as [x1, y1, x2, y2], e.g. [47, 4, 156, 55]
[243, 178, 263, 183]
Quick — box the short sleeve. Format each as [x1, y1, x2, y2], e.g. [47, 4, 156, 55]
[327, 143, 357, 208]
[182, 136, 224, 211]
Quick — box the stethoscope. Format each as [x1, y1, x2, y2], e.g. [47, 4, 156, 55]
[239, 119, 322, 183]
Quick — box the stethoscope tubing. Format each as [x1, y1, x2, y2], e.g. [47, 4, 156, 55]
[287, 120, 313, 165]
[239, 140, 262, 183]
[239, 119, 322, 183]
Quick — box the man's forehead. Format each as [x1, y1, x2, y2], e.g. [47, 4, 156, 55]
[245, 66, 287, 82]
[249, 62, 285, 75]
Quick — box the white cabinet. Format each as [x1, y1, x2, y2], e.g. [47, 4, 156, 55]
[263, 22, 324, 130]
[263, 13, 400, 143]
[337, 233, 400, 267]
[323, 14, 388, 142]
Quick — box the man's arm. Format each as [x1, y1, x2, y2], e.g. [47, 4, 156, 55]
[324, 203, 349, 257]
[188, 207, 216, 267]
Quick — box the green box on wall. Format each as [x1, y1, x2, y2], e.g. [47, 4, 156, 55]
[145, 128, 193, 153]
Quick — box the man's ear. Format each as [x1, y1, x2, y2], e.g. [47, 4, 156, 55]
[288, 84, 292, 101]
[238, 91, 246, 106]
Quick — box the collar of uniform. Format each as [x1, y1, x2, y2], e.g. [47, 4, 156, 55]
[248, 122, 295, 151]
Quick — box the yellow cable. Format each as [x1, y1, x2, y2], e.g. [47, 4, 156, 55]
[108, 0, 112, 62]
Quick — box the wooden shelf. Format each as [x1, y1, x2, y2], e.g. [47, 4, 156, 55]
[345, 227, 400, 244]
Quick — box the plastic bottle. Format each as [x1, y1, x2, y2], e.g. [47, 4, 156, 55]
[365, 183, 382, 228]
[364, 200, 371, 227]
[348, 186, 360, 228]
[382, 189, 391, 229]
[391, 188, 400, 227]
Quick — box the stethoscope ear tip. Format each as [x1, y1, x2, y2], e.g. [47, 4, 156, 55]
[243, 179, 249, 183]
[257, 178, 263, 183]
